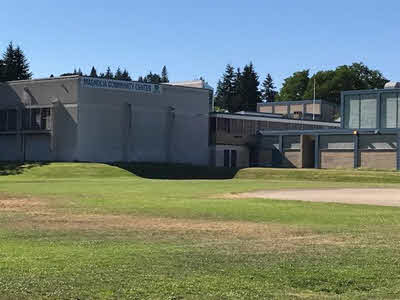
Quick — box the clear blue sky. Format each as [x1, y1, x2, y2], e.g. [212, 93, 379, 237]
[1, 0, 399, 89]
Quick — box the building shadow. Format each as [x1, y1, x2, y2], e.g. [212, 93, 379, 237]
[112, 162, 239, 180]
[0, 162, 50, 175]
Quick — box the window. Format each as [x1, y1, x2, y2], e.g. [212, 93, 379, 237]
[344, 95, 360, 128]
[0, 110, 6, 131]
[224, 150, 230, 167]
[231, 150, 237, 168]
[0, 109, 17, 131]
[23, 107, 52, 130]
[217, 118, 231, 133]
[344, 94, 377, 129]
[7, 110, 17, 130]
[360, 94, 377, 128]
[381, 93, 398, 128]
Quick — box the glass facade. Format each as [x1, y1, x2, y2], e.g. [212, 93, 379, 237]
[381, 93, 399, 128]
[343, 91, 400, 129]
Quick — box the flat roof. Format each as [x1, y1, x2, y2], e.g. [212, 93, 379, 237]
[342, 88, 400, 95]
[2, 76, 211, 93]
[210, 112, 339, 127]
[257, 99, 334, 106]
[258, 128, 400, 136]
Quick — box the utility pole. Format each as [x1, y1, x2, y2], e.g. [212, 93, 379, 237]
[313, 77, 316, 120]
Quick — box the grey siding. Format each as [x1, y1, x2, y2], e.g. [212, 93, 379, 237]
[77, 80, 209, 165]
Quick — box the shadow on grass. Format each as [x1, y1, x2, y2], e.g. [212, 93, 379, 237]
[112, 163, 239, 180]
[0, 162, 50, 176]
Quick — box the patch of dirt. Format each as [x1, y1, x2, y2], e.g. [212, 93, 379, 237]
[0, 196, 46, 212]
[0, 194, 353, 252]
[226, 188, 400, 207]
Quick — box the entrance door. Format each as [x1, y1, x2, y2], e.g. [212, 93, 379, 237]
[301, 135, 316, 168]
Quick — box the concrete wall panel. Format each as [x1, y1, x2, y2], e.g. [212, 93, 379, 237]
[321, 151, 354, 169]
[282, 151, 301, 168]
[360, 151, 397, 169]
[0, 135, 21, 161]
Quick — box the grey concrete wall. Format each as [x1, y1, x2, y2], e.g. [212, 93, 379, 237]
[0, 77, 79, 108]
[0, 135, 21, 161]
[77, 79, 210, 165]
[0, 78, 80, 162]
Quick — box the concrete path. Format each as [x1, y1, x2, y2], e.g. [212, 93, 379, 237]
[233, 188, 400, 207]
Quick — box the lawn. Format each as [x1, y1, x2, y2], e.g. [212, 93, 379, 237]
[1, 163, 400, 299]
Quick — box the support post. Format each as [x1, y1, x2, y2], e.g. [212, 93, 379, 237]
[353, 133, 359, 169]
[397, 132, 400, 171]
[315, 135, 320, 169]
[278, 135, 283, 166]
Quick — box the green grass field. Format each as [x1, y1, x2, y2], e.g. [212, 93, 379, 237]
[1, 163, 400, 299]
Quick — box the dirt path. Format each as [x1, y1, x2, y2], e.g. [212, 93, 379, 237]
[230, 188, 400, 207]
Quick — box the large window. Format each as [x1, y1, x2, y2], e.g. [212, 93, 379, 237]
[344, 95, 360, 128]
[360, 94, 377, 128]
[381, 93, 399, 128]
[0, 109, 18, 131]
[22, 107, 52, 130]
[344, 94, 377, 128]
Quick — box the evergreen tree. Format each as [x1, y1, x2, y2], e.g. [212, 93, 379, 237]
[161, 66, 169, 83]
[216, 64, 235, 111]
[89, 66, 98, 77]
[0, 59, 5, 82]
[1, 42, 17, 81]
[104, 67, 113, 79]
[13, 46, 32, 80]
[1, 42, 32, 81]
[143, 72, 161, 83]
[213, 80, 225, 110]
[238, 62, 260, 111]
[114, 67, 123, 80]
[261, 73, 276, 102]
[230, 68, 244, 112]
[121, 69, 132, 81]
[138, 76, 144, 82]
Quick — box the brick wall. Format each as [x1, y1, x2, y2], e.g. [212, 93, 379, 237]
[320, 151, 354, 169]
[359, 151, 397, 169]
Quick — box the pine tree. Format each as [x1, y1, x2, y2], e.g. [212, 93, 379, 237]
[13, 46, 32, 80]
[143, 72, 161, 83]
[216, 64, 235, 111]
[0, 59, 4, 81]
[138, 76, 144, 82]
[1, 42, 32, 81]
[104, 67, 113, 79]
[2, 42, 17, 81]
[161, 66, 169, 83]
[261, 73, 276, 102]
[89, 66, 98, 77]
[213, 80, 225, 110]
[114, 67, 123, 80]
[239, 62, 260, 111]
[121, 69, 132, 81]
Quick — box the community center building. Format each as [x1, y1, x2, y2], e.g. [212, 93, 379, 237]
[0, 76, 211, 165]
[212, 83, 400, 170]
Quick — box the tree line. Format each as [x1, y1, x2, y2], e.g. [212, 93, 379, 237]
[215, 62, 389, 112]
[0, 42, 32, 82]
[60, 65, 169, 83]
[214, 63, 276, 112]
